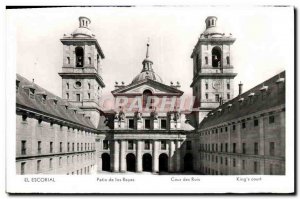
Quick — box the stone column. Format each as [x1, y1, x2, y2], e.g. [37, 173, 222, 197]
[259, 115, 265, 174]
[97, 155, 102, 173]
[120, 140, 126, 172]
[136, 140, 143, 172]
[152, 140, 159, 173]
[175, 140, 181, 172]
[113, 140, 120, 172]
[168, 140, 175, 172]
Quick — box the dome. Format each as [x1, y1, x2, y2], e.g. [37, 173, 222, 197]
[202, 26, 224, 37]
[132, 71, 163, 84]
[72, 27, 93, 38]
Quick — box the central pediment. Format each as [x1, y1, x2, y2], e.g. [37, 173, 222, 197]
[111, 79, 183, 96]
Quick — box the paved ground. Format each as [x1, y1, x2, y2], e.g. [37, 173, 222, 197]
[97, 171, 201, 175]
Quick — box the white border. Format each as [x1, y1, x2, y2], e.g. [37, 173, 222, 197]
[4, 5, 295, 194]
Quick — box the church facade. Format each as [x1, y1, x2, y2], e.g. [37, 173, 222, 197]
[15, 16, 285, 175]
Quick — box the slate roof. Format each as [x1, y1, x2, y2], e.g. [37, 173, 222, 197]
[16, 74, 96, 130]
[199, 71, 285, 129]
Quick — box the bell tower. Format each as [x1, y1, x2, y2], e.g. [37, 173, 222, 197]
[59, 16, 105, 128]
[190, 16, 237, 127]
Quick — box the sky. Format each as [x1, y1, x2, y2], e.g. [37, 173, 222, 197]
[8, 6, 293, 109]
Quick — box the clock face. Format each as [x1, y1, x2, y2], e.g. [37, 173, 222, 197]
[212, 80, 221, 90]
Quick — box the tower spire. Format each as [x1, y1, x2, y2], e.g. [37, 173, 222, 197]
[146, 38, 150, 58]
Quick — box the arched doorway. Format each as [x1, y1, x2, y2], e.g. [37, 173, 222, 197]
[126, 153, 136, 172]
[159, 153, 168, 172]
[211, 46, 222, 68]
[184, 153, 193, 172]
[142, 153, 152, 172]
[101, 153, 110, 171]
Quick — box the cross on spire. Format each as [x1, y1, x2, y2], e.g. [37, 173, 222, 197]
[146, 38, 150, 58]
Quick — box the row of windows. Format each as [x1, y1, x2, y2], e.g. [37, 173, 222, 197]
[205, 83, 231, 90]
[66, 165, 95, 175]
[102, 140, 192, 150]
[202, 56, 230, 65]
[199, 142, 275, 156]
[121, 119, 167, 130]
[200, 115, 275, 136]
[20, 154, 94, 175]
[201, 160, 262, 175]
[20, 140, 95, 155]
[204, 93, 231, 101]
[21, 116, 94, 136]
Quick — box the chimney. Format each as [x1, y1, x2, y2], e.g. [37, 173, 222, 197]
[238, 82, 243, 95]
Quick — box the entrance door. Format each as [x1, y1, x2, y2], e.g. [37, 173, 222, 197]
[159, 153, 168, 172]
[142, 153, 152, 172]
[101, 153, 110, 171]
[126, 153, 136, 172]
[184, 153, 193, 172]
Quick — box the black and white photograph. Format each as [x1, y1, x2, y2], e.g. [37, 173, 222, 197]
[5, 5, 295, 194]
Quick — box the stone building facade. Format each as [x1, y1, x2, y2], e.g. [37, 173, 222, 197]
[190, 16, 237, 127]
[16, 75, 97, 175]
[189, 71, 285, 175]
[16, 16, 285, 175]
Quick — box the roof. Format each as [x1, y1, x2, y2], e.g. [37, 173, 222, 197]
[111, 78, 184, 96]
[132, 70, 163, 84]
[199, 71, 285, 129]
[16, 74, 96, 130]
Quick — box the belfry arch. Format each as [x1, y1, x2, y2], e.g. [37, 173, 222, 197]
[212, 46, 222, 68]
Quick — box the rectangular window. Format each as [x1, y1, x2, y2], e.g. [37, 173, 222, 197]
[81, 143, 83, 151]
[72, 143, 74, 152]
[242, 143, 246, 154]
[161, 140, 167, 150]
[233, 125, 236, 131]
[270, 164, 273, 175]
[144, 140, 150, 150]
[49, 158, 53, 169]
[225, 143, 228, 152]
[60, 142, 63, 152]
[233, 143, 236, 153]
[145, 119, 151, 129]
[205, 93, 208, 99]
[254, 161, 258, 173]
[269, 115, 275, 124]
[225, 126, 228, 132]
[227, 93, 230, 99]
[21, 140, 26, 155]
[215, 94, 220, 102]
[67, 142, 70, 152]
[242, 160, 246, 170]
[161, 119, 167, 129]
[233, 158, 236, 167]
[220, 143, 223, 152]
[205, 56, 208, 64]
[76, 94, 80, 102]
[59, 157, 62, 166]
[21, 162, 26, 175]
[205, 83, 208, 90]
[37, 141, 42, 154]
[103, 140, 108, 149]
[242, 121, 246, 129]
[254, 119, 259, 126]
[225, 157, 228, 165]
[227, 83, 230, 90]
[128, 119, 134, 129]
[269, 142, 275, 156]
[186, 141, 192, 150]
[37, 160, 41, 172]
[77, 143, 79, 151]
[50, 142, 53, 153]
[254, 142, 259, 155]
[128, 140, 134, 150]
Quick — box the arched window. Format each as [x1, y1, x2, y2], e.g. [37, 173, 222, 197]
[212, 46, 222, 68]
[67, 57, 70, 64]
[75, 47, 84, 67]
[142, 90, 153, 109]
